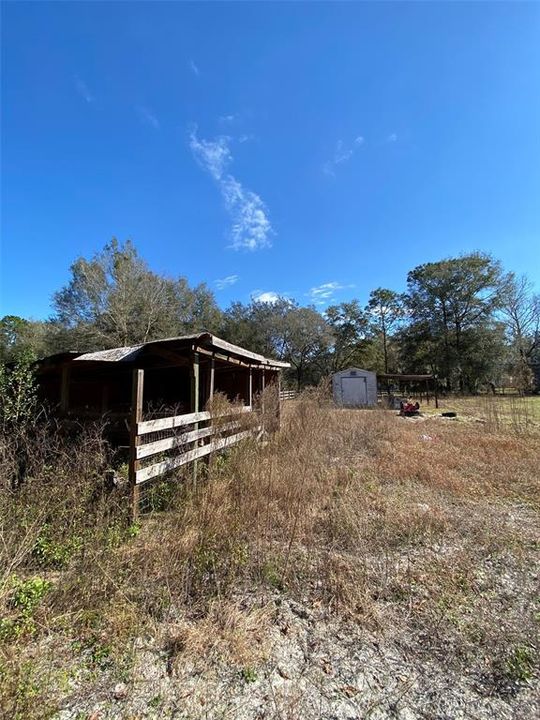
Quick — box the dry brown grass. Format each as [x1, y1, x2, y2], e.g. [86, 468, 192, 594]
[0, 390, 539, 717]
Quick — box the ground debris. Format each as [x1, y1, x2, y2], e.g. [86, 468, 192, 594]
[54, 593, 539, 720]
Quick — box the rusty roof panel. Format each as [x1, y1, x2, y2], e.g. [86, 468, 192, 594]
[68, 333, 290, 368]
[74, 345, 144, 362]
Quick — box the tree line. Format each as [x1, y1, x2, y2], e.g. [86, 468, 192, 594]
[2, 239, 539, 393]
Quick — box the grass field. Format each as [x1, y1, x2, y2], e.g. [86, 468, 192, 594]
[423, 393, 540, 428]
[1, 391, 539, 719]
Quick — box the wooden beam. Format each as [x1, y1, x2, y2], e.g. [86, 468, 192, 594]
[194, 346, 252, 368]
[276, 372, 282, 429]
[205, 357, 215, 409]
[194, 346, 283, 371]
[261, 367, 266, 432]
[195, 346, 215, 359]
[191, 351, 200, 414]
[129, 368, 144, 521]
[247, 367, 253, 408]
[191, 351, 200, 484]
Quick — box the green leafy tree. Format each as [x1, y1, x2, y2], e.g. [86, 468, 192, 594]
[52, 239, 222, 349]
[366, 289, 405, 373]
[406, 253, 508, 390]
[220, 299, 289, 358]
[0, 316, 49, 363]
[273, 304, 334, 389]
[325, 301, 371, 371]
[221, 298, 332, 388]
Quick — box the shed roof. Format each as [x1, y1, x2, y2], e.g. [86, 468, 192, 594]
[63, 332, 290, 368]
[332, 367, 376, 376]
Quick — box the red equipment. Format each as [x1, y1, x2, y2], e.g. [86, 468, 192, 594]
[400, 400, 421, 416]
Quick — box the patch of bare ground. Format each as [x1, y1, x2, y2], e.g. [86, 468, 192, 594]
[1, 391, 539, 719]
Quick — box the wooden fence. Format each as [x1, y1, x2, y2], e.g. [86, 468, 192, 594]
[279, 389, 297, 401]
[128, 367, 277, 518]
[131, 406, 258, 485]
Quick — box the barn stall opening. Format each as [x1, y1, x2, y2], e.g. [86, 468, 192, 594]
[35, 333, 289, 516]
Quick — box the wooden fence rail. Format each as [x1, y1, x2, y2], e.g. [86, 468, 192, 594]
[279, 389, 297, 401]
[135, 429, 255, 484]
[137, 406, 251, 435]
[130, 405, 260, 488]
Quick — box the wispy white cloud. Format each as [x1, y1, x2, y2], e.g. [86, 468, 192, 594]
[307, 281, 355, 305]
[136, 105, 160, 129]
[252, 291, 280, 304]
[386, 132, 398, 143]
[323, 135, 365, 176]
[222, 176, 272, 250]
[333, 141, 354, 165]
[219, 114, 238, 124]
[189, 133, 232, 180]
[215, 274, 239, 290]
[189, 59, 200, 76]
[74, 75, 94, 103]
[189, 129, 272, 251]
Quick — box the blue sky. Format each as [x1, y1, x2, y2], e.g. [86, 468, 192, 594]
[2, 1, 539, 319]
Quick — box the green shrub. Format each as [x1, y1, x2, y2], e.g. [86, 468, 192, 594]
[0, 352, 37, 431]
[32, 524, 82, 568]
[0, 576, 52, 641]
[106, 520, 141, 548]
[142, 479, 176, 512]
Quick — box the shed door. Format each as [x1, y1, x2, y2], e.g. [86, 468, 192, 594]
[341, 376, 368, 406]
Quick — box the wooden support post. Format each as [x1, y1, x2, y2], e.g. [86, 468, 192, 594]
[191, 351, 200, 484]
[246, 367, 253, 408]
[129, 368, 144, 521]
[261, 367, 266, 432]
[208, 358, 215, 406]
[276, 371, 282, 429]
[60, 365, 70, 415]
[199, 357, 215, 472]
[191, 351, 200, 412]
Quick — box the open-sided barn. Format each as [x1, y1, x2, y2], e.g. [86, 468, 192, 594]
[35, 333, 289, 514]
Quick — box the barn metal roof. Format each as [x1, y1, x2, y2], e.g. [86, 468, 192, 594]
[74, 345, 144, 362]
[71, 332, 290, 368]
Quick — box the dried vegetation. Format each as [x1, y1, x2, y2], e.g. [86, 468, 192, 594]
[0, 390, 539, 718]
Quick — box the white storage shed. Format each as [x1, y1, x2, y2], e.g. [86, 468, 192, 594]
[332, 367, 378, 407]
